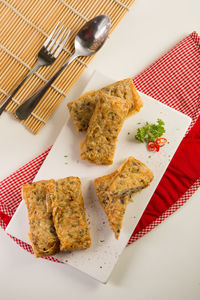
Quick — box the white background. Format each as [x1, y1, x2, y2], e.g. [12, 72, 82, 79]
[0, 0, 200, 299]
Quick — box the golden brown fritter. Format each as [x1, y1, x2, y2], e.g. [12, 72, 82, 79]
[47, 177, 91, 251]
[80, 92, 131, 165]
[23, 180, 60, 258]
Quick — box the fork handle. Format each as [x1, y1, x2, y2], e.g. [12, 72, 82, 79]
[0, 63, 41, 116]
[15, 54, 78, 120]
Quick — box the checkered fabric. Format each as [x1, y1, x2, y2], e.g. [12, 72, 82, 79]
[0, 32, 199, 260]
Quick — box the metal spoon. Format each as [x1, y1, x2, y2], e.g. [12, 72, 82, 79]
[16, 14, 111, 120]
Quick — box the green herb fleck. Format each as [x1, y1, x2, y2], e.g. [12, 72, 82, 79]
[64, 155, 68, 165]
[135, 119, 165, 143]
[128, 132, 130, 135]
[148, 156, 151, 158]
[100, 240, 104, 242]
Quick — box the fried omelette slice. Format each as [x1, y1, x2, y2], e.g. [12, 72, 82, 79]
[102, 78, 143, 117]
[94, 171, 131, 239]
[22, 180, 60, 258]
[67, 90, 98, 132]
[94, 157, 153, 239]
[110, 157, 154, 197]
[67, 78, 143, 132]
[47, 177, 91, 251]
[80, 92, 131, 165]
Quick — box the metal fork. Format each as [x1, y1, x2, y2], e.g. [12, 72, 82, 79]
[0, 22, 71, 115]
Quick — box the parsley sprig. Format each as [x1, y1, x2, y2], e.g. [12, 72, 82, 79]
[135, 119, 165, 143]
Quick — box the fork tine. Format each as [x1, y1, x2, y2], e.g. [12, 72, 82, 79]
[47, 25, 64, 52]
[51, 26, 68, 55]
[54, 29, 71, 58]
[43, 21, 60, 48]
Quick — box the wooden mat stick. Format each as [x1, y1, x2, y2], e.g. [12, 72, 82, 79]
[60, 0, 88, 21]
[16, 3, 58, 60]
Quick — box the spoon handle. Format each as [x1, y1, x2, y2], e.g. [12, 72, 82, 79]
[15, 53, 78, 120]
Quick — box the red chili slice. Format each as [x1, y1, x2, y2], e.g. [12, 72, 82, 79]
[147, 141, 156, 151]
[155, 137, 167, 147]
[147, 137, 167, 152]
[154, 142, 160, 152]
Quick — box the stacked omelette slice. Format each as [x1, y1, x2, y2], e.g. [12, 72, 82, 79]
[23, 177, 91, 257]
[94, 157, 154, 239]
[68, 78, 143, 165]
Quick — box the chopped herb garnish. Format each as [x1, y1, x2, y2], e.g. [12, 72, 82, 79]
[148, 156, 151, 158]
[64, 155, 68, 164]
[135, 119, 165, 143]
[100, 240, 104, 242]
[128, 132, 130, 135]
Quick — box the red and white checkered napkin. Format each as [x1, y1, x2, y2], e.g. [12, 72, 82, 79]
[0, 32, 200, 261]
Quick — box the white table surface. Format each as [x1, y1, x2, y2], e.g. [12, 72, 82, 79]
[0, 0, 200, 299]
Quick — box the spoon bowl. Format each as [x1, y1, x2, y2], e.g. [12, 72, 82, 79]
[75, 14, 111, 56]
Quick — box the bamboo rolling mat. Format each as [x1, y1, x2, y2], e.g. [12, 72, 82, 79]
[0, 0, 136, 134]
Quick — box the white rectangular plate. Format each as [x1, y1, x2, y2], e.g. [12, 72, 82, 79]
[6, 71, 191, 283]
